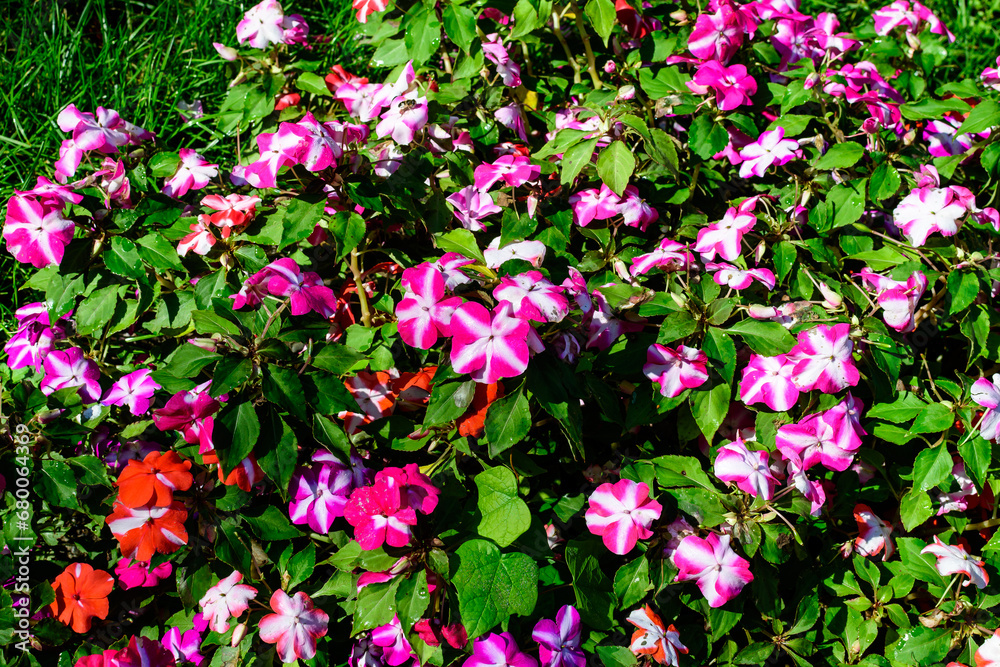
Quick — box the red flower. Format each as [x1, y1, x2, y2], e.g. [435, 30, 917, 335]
[115, 450, 193, 508]
[49, 563, 114, 633]
[106, 501, 189, 562]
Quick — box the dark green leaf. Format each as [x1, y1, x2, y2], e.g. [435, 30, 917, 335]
[812, 142, 864, 170]
[485, 390, 531, 457]
[727, 319, 796, 355]
[424, 380, 476, 426]
[452, 539, 538, 639]
[476, 466, 531, 547]
[596, 141, 635, 196]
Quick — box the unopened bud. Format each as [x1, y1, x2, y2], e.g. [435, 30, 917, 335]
[748, 304, 778, 319]
[213, 42, 238, 61]
[669, 9, 688, 23]
[819, 282, 842, 309]
[603, 60, 616, 74]
[231, 622, 247, 646]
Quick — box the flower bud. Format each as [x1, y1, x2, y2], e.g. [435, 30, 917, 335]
[819, 282, 842, 309]
[603, 60, 616, 74]
[213, 42, 239, 61]
[231, 622, 247, 646]
[748, 304, 778, 319]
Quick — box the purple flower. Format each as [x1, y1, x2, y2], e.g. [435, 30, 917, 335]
[371, 615, 417, 666]
[464, 632, 538, 667]
[163, 626, 208, 666]
[533, 605, 585, 667]
[40, 347, 102, 403]
[447, 186, 502, 232]
[288, 459, 354, 534]
[102, 369, 161, 415]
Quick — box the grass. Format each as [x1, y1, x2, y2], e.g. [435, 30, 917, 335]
[0, 0, 366, 327]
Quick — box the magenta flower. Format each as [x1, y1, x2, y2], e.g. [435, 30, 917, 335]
[687, 2, 756, 63]
[41, 347, 102, 403]
[693, 206, 757, 261]
[289, 459, 354, 534]
[163, 625, 207, 667]
[450, 301, 531, 384]
[102, 369, 161, 416]
[983, 56, 1000, 91]
[708, 263, 775, 290]
[853, 504, 894, 560]
[892, 186, 968, 246]
[371, 615, 417, 666]
[265, 258, 338, 317]
[569, 185, 621, 227]
[643, 344, 709, 398]
[857, 268, 928, 332]
[447, 186, 502, 232]
[630, 239, 695, 276]
[872, 0, 954, 42]
[493, 272, 569, 323]
[473, 155, 540, 190]
[259, 590, 330, 663]
[586, 290, 643, 350]
[690, 61, 757, 110]
[55, 138, 85, 182]
[377, 464, 440, 515]
[199, 571, 258, 633]
[775, 411, 858, 472]
[464, 632, 538, 667]
[245, 128, 307, 189]
[3, 194, 75, 268]
[921, 536, 989, 589]
[972, 373, 1000, 441]
[482, 34, 522, 87]
[396, 264, 464, 349]
[714, 435, 778, 500]
[286, 112, 342, 172]
[738, 353, 800, 411]
[376, 93, 429, 145]
[162, 149, 218, 198]
[737, 127, 800, 178]
[4, 302, 70, 370]
[152, 381, 221, 453]
[787, 323, 859, 393]
[532, 605, 585, 667]
[236, 0, 287, 48]
[673, 533, 753, 608]
[114, 559, 173, 590]
[56, 104, 130, 152]
[483, 238, 546, 269]
[15, 175, 83, 206]
[344, 476, 418, 550]
[585, 479, 662, 555]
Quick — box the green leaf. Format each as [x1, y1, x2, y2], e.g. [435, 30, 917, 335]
[652, 455, 716, 490]
[886, 626, 953, 666]
[688, 114, 730, 160]
[75, 285, 123, 335]
[869, 163, 901, 201]
[564, 538, 615, 630]
[287, 542, 316, 589]
[613, 557, 651, 608]
[330, 211, 367, 261]
[396, 570, 431, 626]
[596, 141, 635, 197]
[263, 365, 308, 422]
[948, 270, 981, 316]
[192, 310, 243, 336]
[704, 327, 736, 385]
[500, 207, 538, 246]
[215, 401, 261, 474]
[424, 380, 476, 426]
[597, 646, 637, 667]
[149, 152, 180, 177]
[244, 506, 302, 540]
[485, 390, 532, 458]
[645, 128, 679, 171]
[258, 410, 300, 493]
[959, 436, 991, 488]
[296, 71, 331, 96]
[105, 237, 145, 278]
[957, 98, 1000, 135]
[584, 0, 616, 45]
[158, 342, 221, 379]
[452, 539, 538, 639]
[900, 97, 971, 120]
[909, 403, 953, 434]
[867, 393, 927, 423]
[912, 444, 953, 492]
[444, 4, 477, 52]
[560, 138, 599, 186]
[354, 578, 403, 634]
[312, 345, 366, 375]
[403, 6, 442, 65]
[692, 382, 730, 441]
[278, 196, 326, 250]
[436, 228, 486, 262]
[210, 357, 252, 398]
[726, 319, 796, 355]
[476, 466, 531, 547]
[812, 142, 864, 170]
[313, 414, 353, 462]
[38, 460, 77, 509]
[899, 488, 933, 531]
[826, 179, 866, 229]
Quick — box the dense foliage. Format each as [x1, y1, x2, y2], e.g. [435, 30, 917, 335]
[6, 0, 1000, 666]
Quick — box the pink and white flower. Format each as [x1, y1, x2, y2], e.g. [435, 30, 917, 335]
[687, 1, 756, 63]
[585, 479, 662, 555]
[483, 238, 546, 268]
[937, 460, 977, 515]
[102, 369, 161, 416]
[3, 194, 75, 268]
[920, 536, 989, 589]
[162, 149, 219, 198]
[41, 347, 102, 403]
[114, 558, 173, 590]
[586, 290, 643, 350]
[396, 264, 463, 349]
[447, 186, 502, 231]
[707, 263, 776, 290]
[4, 303, 69, 370]
[464, 632, 538, 667]
[714, 435, 778, 500]
[353, 0, 387, 22]
[493, 272, 569, 323]
[630, 239, 696, 276]
[259, 590, 330, 663]
[892, 186, 968, 246]
[693, 206, 757, 261]
[775, 411, 858, 472]
[643, 344, 709, 398]
[177, 216, 217, 257]
[474, 155, 540, 191]
[569, 185, 621, 227]
[289, 458, 355, 534]
[483, 34, 522, 87]
[56, 104, 130, 153]
[376, 93, 429, 145]
[264, 258, 338, 317]
[450, 301, 531, 384]
[236, 0, 287, 49]
[163, 625, 207, 667]
[673, 533, 753, 608]
[738, 353, 800, 411]
[976, 629, 1000, 666]
[982, 56, 1000, 92]
[737, 127, 801, 178]
[618, 186, 660, 231]
[971, 373, 1000, 441]
[532, 606, 585, 667]
[371, 615, 417, 666]
[857, 268, 928, 332]
[853, 504, 894, 560]
[787, 323, 859, 393]
[198, 571, 258, 633]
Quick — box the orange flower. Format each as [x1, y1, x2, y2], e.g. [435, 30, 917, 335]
[219, 455, 264, 492]
[49, 563, 114, 633]
[457, 382, 504, 437]
[115, 450, 193, 508]
[393, 366, 437, 411]
[106, 501, 189, 562]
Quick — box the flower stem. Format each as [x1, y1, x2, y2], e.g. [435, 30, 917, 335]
[568, 0, 603, 90]
[350, 247, 373, 327]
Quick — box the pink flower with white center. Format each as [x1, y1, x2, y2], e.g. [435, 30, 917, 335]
[289, 459, 354, 534]
[236, 0, 287, 48]
[643, 344, 709, 398]
[199, 571, 258, 633]
[396, 264, 464, 349]
[54, 138, 85, 182]
[584, 479, 662, 555]
[177, 216, 216, 257]
[281, 13, 309, 45]
[785, 458, 827, 515]
[937, 460, 977, 516]
[464, 632, 538, 667]
[893, 186, 968, 246]
[787, 323, 859, 393]
[857, 268, 927, 332]
[3, 194, 75, 268]
[259, 590, 329, 663]
[231, 268, 272, 310]
[102, 369, 161, 416]
[344, 476, 418, 549]
[738, 353, 800, 411]
[16, 176, 82, 206]
[245, 129, 307, 189]
[776, 412, 857, 471]
[264, 258, 338, 317]
[162, 149, 218, 198]
[707, 263, 775, 290]
[493, 271, 569, 323]
[714, 435, 778, 500]
[97, 158, 131, 207]
[163, 625, 207, 667]
[617, 185, 659, 231]
[921, 536, 989, 589]
[568, 185, 621, 227]
[562, 268, 592, 313]
[4, 303, 70, 370]
[286, 112, 342, 172]
[982, 56, 1000, 92]
[447, 186, 502, 232]
[688, 2, 756, 63]
[376, 93, 429, 145]
[483, 34, 522, 87]
[533, 606, 585, 667]
[689, 61, 757, 110]
[586, 290, 643, 350]
[483, 237, 546, 269]
[40, 347, 102, 403]
[737, 127, 800, 178]
[630, 239, 695, 276]
[56, 104, 130, 152]
[450, 301, 530, 384]
[852, 504, 894, 559]
[872, 0, 954, 42]
[372, 616, 417, 666]
[693, 206, 757, 261]
[673, 533, 753, 608]
[114, 558, 173, 590]
[971, 373, 1000, 441]
[474, 155, 541, 191]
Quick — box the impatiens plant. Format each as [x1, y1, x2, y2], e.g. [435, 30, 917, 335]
[10, 0, 1000, 665]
